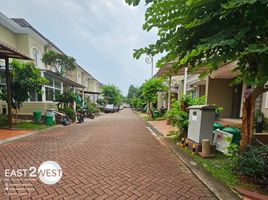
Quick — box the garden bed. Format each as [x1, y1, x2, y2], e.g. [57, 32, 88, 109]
[166, 133, 268, 196]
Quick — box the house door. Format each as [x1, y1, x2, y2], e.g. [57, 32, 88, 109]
[231, 84, 242, 118]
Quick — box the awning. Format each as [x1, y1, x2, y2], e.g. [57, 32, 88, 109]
[0, 42, 32, 60]
[154, 61, 238, 78]
[154, 63, 208, 78]
[81, 90, 101, 95]
[43, 70, 86, 88]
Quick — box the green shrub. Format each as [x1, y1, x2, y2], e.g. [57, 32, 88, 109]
[86, 101, 98, 113]
[165, 95, 206, 137]
[0, 114, 7, 126]
[60, 107, 76, 122]
[236, 145, 268, 189]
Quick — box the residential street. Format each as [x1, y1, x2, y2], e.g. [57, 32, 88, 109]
[0, 109, 217, 200]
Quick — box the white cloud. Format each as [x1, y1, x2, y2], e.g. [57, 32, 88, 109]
[1, 0, 161, 95]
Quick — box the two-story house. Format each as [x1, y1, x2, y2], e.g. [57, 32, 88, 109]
[0, 12, 101, 118]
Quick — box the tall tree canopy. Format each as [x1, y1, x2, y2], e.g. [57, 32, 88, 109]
[126, 0, 268, 147]
[42, 50, 76, 75]
[127, 85, 138, 100]
[101, 84, 122, 105]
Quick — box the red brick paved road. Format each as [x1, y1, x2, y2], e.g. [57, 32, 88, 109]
[0, 109, 217, 200]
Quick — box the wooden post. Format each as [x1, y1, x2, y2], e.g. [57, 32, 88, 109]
[5, 57, 12, 129]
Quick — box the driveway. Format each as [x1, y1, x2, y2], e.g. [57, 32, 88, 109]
[0, 109, 217, 199]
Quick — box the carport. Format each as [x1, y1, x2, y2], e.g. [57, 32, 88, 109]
[0, 42, 32, 128]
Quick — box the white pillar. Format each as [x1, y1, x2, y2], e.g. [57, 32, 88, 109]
[183, 67, 188, 96]
[82, 89, 85, 107]
[41, 71, 46, 102]
[168, 75, 171, 110]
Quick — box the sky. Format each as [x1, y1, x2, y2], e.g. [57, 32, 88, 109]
[1, 0, 161, 95]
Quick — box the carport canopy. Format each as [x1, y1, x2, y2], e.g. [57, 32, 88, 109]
[0, 42, 32, 129]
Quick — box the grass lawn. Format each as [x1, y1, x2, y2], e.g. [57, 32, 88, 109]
[13, 122, 55, 130]
[136, 111, 166, 122]
[166, 133, 266, 194]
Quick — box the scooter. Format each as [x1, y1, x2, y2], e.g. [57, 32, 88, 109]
[77, 110, 85, 123]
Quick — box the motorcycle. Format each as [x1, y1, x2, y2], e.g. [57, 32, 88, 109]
[77, 110, 85, 123]
[82, 107, 95, 119]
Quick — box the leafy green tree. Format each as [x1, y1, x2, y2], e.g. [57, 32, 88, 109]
[42, 50, 76, 75]
[96, 98, 108, 106]
[127, 0, 268, 148]
[101, 84, 122, 105]
[141, 78, 166, 118]
[0, 60, 48, 121]
[127, 85, 138, 100]
[55, 89, 76, 110]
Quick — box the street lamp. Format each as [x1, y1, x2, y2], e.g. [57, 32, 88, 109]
[145, 55, 154, 78]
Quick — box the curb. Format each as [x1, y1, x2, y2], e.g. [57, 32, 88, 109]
[0, 125, 62, 146]
[143, 118, 242, 200]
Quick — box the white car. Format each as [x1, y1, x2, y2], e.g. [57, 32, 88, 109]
[104, 104, 115, 113]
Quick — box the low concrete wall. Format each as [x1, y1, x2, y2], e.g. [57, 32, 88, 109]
[0, 102, 58, 115]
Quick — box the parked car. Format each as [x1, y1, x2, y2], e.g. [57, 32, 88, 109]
[120, 105, 124, 110]
[104, 104, 115, 113]
[114, 105, 120, 112]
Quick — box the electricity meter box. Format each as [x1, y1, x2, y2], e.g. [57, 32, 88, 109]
[187, 105, 215, 144]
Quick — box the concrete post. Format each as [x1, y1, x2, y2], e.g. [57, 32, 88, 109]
[168, 75, 172, 110]
[183, 67, 188, 96]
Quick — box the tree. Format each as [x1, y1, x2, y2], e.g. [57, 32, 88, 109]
[141, 78, 166, 118]
[127, 0, 268, 148]
[0, 60, 48, 121]
[55, 89, 76, 110]
[101, 84, 122, 105]
[42, 50, 76, 75]
[127, 85, 138, 100]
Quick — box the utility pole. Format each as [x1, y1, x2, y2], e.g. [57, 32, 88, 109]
[145, 55, 154, 78]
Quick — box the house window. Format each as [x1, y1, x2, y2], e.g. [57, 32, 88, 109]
[45, 87, 54, 101]
[29, 91, 42, 102]
[77, 72, 81, 84]
[45, 74, 54, 87]
[54, 79, 61, 89]
[44, 74, 63, 102]
[32, 48, 40, 67]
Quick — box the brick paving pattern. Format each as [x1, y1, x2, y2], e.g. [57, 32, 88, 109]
[0, 109, 217, 199]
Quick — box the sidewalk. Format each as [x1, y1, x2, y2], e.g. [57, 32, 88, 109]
[0, 129, 34, 145]
[0, 129, 32, 140]
[148, 120, 178, 136]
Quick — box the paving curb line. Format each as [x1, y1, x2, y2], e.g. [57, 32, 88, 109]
[133, 111, 242, 200]
[0, 125, 62, 146]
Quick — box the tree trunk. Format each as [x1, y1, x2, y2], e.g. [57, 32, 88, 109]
[240, 85, 268, 149]
[148, 101, 153, 119]
[15, 108, 18, 123]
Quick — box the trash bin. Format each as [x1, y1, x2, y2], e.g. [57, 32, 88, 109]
[33, 111, 41, 123]
[213, 122, 224, 130]
[45, 116, 53, 125]
[153, 110, 159, 118]
[188, 105, 216, 144]
[222, 127, 241, 145]
[46, 109, 56, 122]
